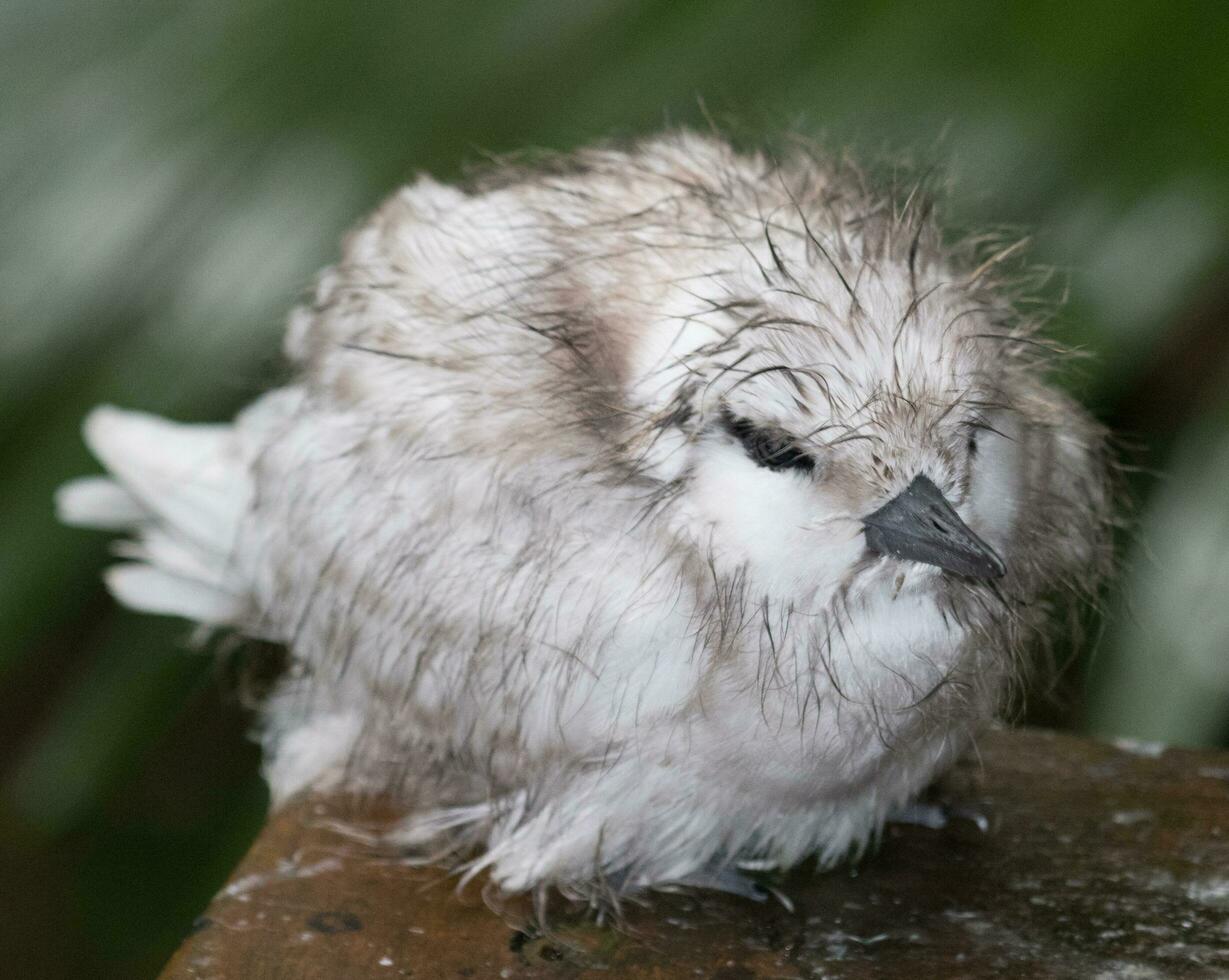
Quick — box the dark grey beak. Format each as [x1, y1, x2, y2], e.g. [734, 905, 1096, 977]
[862, 474, 1006, 581]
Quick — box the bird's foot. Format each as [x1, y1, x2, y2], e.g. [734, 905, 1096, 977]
[889, 800, 991, 833]
[658, 864, 794, 911]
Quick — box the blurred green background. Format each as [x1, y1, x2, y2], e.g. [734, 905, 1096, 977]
[2, 1, 1228, 976]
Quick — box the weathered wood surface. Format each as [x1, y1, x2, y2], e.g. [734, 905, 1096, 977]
[161, 728, 1229, 979]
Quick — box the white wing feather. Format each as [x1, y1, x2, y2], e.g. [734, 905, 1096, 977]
[59, 405, 251, 626]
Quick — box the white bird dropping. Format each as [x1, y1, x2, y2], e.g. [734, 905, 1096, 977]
[59, 132, 1113, 903]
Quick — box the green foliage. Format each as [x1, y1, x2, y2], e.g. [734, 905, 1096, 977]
[2, 1, 1227, 975]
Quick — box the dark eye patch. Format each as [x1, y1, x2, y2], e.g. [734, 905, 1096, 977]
[963, 415, 1011, 458]
[721, 411, 815, 474]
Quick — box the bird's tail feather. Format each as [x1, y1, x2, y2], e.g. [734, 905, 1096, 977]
[57, 405, 250, 626]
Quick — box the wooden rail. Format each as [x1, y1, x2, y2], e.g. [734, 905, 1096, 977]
[160, 728, 1229, 978]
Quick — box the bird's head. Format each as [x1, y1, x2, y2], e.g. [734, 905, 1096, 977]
[645, 273, 1026, 612]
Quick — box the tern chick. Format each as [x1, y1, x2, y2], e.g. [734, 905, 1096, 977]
[58, 132, 1112, 903]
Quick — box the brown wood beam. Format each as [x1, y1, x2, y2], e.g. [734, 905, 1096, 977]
[160, 728, 1229, 978]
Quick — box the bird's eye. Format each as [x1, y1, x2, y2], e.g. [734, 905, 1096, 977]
[967, 430, 979, 457]
[721, 411, 815, 474]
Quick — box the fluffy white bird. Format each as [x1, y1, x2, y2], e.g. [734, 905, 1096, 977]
[59, 132, 1112, 903]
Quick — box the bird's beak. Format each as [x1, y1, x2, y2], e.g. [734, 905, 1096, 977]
[862, 474, 1006, 581]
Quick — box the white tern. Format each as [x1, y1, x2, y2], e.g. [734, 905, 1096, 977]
[58, 132, 1113, 904]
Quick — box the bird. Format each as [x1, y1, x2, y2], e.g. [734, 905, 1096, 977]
[57, 131, 1113, 906]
